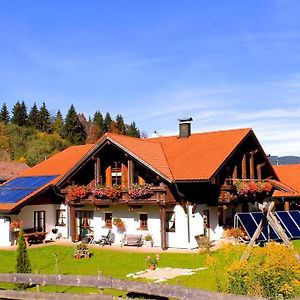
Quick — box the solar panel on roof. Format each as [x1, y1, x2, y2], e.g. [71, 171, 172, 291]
[0, 175, 57, 204]
[235, 210, 300, 242]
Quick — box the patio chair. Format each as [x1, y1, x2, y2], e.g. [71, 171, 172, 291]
[98, 229, 115, 246]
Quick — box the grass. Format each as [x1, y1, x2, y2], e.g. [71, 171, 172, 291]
[0, 240, 299, 296]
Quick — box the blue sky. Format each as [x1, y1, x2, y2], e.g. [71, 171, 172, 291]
[0, 1, 299, 156]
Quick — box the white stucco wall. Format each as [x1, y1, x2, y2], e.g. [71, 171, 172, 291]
[73, 203, 224, 249]
[17, 203, 69, 240]
[0, 217, 11, 246]
[87, 204, 162, 246]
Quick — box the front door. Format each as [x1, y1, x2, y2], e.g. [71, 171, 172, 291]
[76, 211, 93, 240]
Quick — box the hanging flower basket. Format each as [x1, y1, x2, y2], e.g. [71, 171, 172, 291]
[113, 217, 126, 232]
[234, 180, 272, 198]
[66, 185, 87, 202]
[128, 183, 154, 199]
[91, 184, 122, 200]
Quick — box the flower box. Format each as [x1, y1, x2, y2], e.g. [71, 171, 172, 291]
[128, 184, 154, 200]
[91, 185, 122, 201]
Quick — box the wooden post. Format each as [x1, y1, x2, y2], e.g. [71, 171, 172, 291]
[69, 205, 76, 242]
[128, 159, 134, 188]
[256, 162, 265, 180]
[284, 200, 290, 211]
[250, 153, 255, 179]
[105, 166, 112, 186]
[160, 206, 167, 250]
[96, 157, 101, 185]
[232, 165, 237, 179]
[121, 163, 128, 188]
[242, 154, 247, 179]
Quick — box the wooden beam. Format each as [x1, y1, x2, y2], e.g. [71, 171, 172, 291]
[250, 153, 255, 179]
[256, 162, 265, 180]
[232, 165, 238, 179]
[121, 163, 128, 189]
[128, 159, 134, 187]
[242, 154, 247, 179]
[160, 206, 167, 250]
[69, 205, 76, 242]
[284, 200, 290, 211]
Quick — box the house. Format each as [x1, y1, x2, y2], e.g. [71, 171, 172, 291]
[0, 120, 289, 248]
[0, 161, 29, 184]
[272, 164, 300, 211]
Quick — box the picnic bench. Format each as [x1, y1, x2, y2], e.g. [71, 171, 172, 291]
[121, 234, 143, 247]
[23, 229, 47, 247]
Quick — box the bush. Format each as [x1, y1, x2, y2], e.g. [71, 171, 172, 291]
[226, 242, 300, 299]
[15, 228, 31, 290]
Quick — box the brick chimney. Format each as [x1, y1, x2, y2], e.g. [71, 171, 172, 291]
[178, 117, 193, 138]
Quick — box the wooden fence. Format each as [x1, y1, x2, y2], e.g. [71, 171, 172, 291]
[0, 273, 295, 300]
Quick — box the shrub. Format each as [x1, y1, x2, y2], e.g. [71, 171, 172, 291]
[15, 228, 31, 290]
[226, 243, 300, 299]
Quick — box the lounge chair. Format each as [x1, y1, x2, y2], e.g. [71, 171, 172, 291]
[98, 229, 115, 246]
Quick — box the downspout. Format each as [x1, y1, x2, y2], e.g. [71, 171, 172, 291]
[174, 183, 190, 243]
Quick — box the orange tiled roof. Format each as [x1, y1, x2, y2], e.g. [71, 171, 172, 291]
[273, 164, 300, 197]
[106, 128, 252, 181]
[0, 144, 95, 211]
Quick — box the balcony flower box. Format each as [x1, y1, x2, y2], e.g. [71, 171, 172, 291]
[91, 184, 122, 201]
[128, 183, 154, 200]
[67, 185, 87, 202]
[234, 180, 272, 198]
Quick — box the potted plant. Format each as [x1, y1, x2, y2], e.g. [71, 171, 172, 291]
[113, 218, 126, 233]
[146, 254, 159, 270]
[143, 234, 153, 247]
[73, 243, 89, 259]
[128, 183, 154, 200]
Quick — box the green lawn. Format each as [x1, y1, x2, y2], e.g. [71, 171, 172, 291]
[0, 240, 299, 296]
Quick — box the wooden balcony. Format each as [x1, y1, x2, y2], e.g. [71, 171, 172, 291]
[63, 185, 170, 206]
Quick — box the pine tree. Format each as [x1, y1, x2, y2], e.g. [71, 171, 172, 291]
[62, 104, 87, 145]
[11, 101, 28, 126]
[0, 103, 10, 124]
[15, 228, 31, 290]
[104, 112, 112, 133]
[116, 114, 126, 134]
[93, 111, 104, 134]
[37, 102, 52, 133]
[126, 121, 140, 137]
[52, 110, 64, 136]
[28, 102, 39, 128]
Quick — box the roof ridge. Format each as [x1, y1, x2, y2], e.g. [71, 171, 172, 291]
[147, 127, 252, 140]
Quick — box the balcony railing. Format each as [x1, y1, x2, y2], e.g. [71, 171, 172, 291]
[63, 184, 168, 205]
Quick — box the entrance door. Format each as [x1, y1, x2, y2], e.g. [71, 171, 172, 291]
[76, 211, 93, 240]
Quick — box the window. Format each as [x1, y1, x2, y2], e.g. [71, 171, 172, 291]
[34, 211, 45, 232]
[139, 213, 148, 230]
[112, 161, 122, 185]
[105, 212, 112, 228]
[166, 211, 175, 232]
[56, 209, 66, 226]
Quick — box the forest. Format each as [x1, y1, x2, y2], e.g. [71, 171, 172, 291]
[0, 101, 141, 166]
